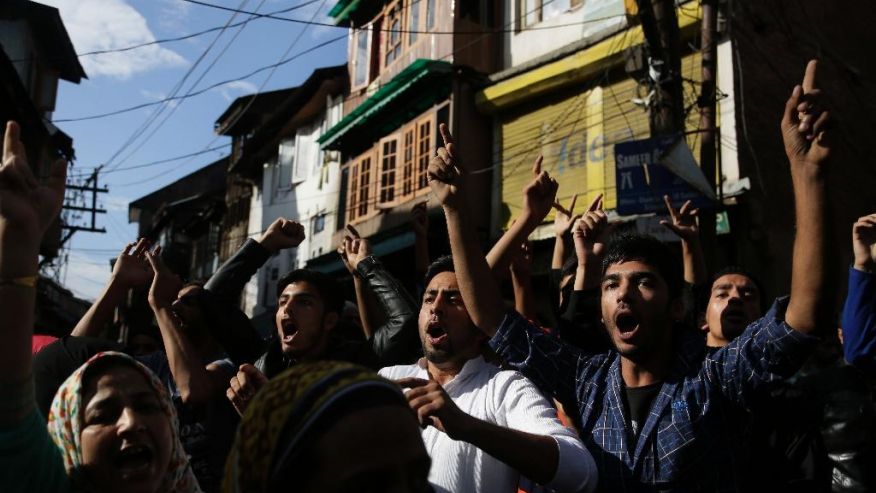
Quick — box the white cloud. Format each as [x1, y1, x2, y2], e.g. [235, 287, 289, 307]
[218, 80, 258, 101]
[158, 0, 192, 32]
[41, 0, 187, 79]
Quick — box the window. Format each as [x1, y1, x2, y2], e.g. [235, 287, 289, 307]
[426, 0, 436, 30]
[337, 167, 349, 230]
[416, 117, 433, 190]
[407, 0, 420, 45]
[384, 2, 402, 66]
[277, 139, 294, 188]
[312, 214, 326, 235]
[293, 122, 319, 183]
[519, 0, 579, 29]
[348, 151, 376, 223]
[351, 26, 372, 88]
[379, 136, 399, 205]
[401, 127, 416, 197]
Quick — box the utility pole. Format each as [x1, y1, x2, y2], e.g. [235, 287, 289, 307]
[61, 167, 108, 245]
[637, 0, 685, 136]
[698, 0, 719, 270]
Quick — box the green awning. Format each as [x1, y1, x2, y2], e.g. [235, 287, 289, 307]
[328, 0, 383, 27]
[328, 0, 359, 25]
[318, 59, 452, 151]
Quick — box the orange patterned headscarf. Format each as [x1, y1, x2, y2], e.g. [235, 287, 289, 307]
[47, 351, 201, 492]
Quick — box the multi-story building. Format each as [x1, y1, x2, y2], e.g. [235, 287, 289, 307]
[0, 0, 86, 259]
[215, 66, 347, 327]
[313, 1, 501, 285]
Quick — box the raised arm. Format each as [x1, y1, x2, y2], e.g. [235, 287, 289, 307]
[71, 238, 153, 338]
[485, 156, 551, 277]
[339, 224, 381, 339]
[660, 195, 707, 285]
[841, 214, 876, 368]
[510, 240, 539, 321]
[145, 248, 227, 405]
[431, 124, 557, 335]
[205, 217, 304, 302]
[705, 60, 833, 407]
[0, 121, 70, 492]
[0, 121, 66, 422]
[571, 194, 611, 291]
[783, 60, 834, 334]
[344, 229, 420, 365]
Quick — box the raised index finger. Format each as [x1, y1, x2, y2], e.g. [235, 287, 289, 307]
[345, 224, 361, 239]
[662, 195, 678, 218]
[532, 155, 543, 176]
[439, 123, 453, 147]
[587, 193, 604, 212]
[802, 59, 818, 93]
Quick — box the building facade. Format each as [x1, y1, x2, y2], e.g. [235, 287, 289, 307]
[216, 66, 348, 326]
[313, 1, 501, 288]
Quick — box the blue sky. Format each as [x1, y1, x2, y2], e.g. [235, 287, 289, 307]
[43, 0, 348, 300]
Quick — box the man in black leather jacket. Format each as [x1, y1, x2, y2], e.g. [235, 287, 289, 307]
[212, 218, 421, 415]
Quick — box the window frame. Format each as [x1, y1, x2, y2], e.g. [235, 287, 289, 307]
[406, 0, 421, 46]
[350, 24, 373, 91]
[383, 1, 403, 68]
[346, 149, 378, 224]
[276, 138, 295, 191]
[377, 133, 401, 208]
[414, 113, 436, 197]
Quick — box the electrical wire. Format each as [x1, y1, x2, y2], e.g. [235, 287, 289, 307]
[9, 0, 323, 63]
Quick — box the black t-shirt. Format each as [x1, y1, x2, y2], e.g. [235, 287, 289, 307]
[624, 382, 663, 437]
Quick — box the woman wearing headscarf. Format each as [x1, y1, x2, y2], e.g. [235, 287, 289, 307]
[224, 361, 430, 493]
[48, 351, 201, 493]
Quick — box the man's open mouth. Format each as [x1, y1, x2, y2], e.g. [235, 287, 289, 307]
[426, 322, 448, 345]
[280, 319, 298, 344]
[615, 312, 640, 341]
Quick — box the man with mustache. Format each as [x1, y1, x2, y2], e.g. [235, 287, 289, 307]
[378, 130, 597, 493]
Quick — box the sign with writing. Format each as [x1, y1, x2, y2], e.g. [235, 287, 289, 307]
[614, 136, 713, 215]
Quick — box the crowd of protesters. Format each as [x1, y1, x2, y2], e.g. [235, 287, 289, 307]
[1, 59, 875, 493]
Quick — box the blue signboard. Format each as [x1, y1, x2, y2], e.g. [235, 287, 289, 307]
[613, 136, 713, 215]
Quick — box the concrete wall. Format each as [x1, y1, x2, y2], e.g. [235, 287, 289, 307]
[729, 0, 876, 305]
[245, 94, 344, 317]
[502, 0, 627, 69]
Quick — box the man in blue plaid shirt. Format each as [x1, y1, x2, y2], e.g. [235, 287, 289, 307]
[426, 60, 834, 491]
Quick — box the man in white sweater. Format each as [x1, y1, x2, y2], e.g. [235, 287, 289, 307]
[379, 254, 597, 493]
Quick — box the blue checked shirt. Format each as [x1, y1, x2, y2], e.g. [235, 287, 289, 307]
[490, 297, 818, 492]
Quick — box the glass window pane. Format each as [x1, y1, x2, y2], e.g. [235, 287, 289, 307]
[426, 0, 435, 29]
[409, 0, 419, 44]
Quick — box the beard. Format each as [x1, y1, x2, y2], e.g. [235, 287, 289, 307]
[424, 346, 453, 364]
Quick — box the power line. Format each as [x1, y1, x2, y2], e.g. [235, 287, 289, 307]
[100, 0, 252, 172]
[8, 0, 323, 63]
[107, 0, 275, 172]
[54, 34, 347, 123]
[52, 8, 631, 124]
[69, 143, 230, 177]
[113, 0, 330, 190]
[182, 0, 626, 35]
[167, 0, 331, 173]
